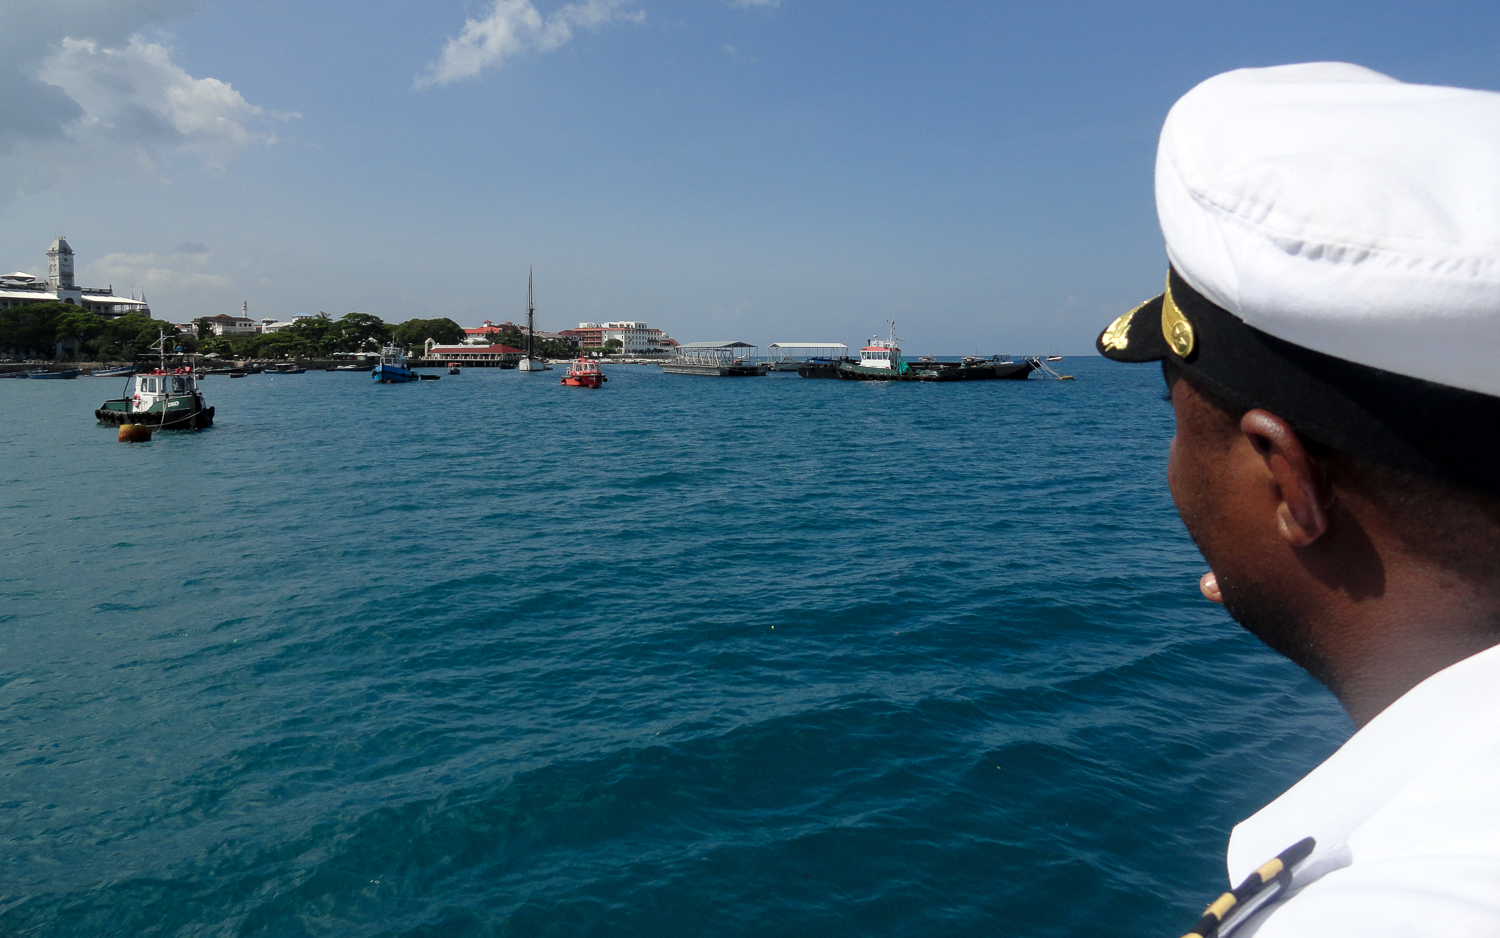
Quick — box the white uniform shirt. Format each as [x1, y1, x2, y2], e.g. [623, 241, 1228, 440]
[1223, 642, 1500, 936]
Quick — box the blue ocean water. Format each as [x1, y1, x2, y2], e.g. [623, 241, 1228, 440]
[0, 360, 1349, 937]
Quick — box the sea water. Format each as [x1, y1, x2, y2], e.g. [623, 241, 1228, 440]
[0, 360, 1349, 937]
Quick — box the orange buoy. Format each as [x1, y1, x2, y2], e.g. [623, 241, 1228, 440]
[118, 423, 152, 442]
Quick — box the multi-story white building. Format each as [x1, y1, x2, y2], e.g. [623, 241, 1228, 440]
[0, 238, 152, 318]
[563, 321, 675, 354]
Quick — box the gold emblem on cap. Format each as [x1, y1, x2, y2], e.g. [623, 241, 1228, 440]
[1161, 278, 1195, 358]
[1100, 304, 1141, 351]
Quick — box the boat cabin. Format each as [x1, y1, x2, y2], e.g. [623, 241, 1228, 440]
[128, 369, 200, 413]
[859, 343, 902, 369]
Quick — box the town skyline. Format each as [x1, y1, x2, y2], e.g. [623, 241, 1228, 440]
[3, 0, 1497, 355]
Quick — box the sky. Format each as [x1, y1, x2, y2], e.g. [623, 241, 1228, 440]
[2, 0, 1498, 355]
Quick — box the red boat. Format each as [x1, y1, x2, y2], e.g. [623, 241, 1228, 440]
[561, 358, 606, 388]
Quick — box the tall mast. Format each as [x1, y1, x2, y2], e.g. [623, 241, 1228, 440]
[527, 266, 535, 361]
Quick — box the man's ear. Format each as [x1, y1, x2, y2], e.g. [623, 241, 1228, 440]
[1240, 410, 1330, 547]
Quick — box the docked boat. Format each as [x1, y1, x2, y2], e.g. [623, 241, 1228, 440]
[797, 357, 855, 379]
[95, 332, 213, 429]
[373, 342, 418, 383]
[661, 341, 768, 376]
[835, 321, 1036, 382]
[92, 366, 136, 377]
[561, 357, 606, 388]
[27, 369, 80, 379]
[265, 361, 306, 374]
[517, 267, 553, 373]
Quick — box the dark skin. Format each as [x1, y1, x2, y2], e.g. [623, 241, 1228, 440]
[1166, 370, 1500, 728]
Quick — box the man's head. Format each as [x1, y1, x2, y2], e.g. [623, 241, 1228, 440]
[1102, 63, 1500, 724]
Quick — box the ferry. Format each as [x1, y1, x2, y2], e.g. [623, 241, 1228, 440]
[373, 342, 418, 383]
[95, 331, 214, 429]
[561, 358, 606, 388]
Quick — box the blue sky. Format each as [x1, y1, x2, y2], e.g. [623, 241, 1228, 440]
[3, 0, 1497, 354]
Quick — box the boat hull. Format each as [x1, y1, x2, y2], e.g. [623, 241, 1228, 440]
[373, 364, 417, 383]
[835, 360, 1035, 382]
[96, 398, 214, 429]
[661, 361, 768, 377]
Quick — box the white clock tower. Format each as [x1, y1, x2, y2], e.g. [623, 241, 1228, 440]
[47, 236, 75, 290]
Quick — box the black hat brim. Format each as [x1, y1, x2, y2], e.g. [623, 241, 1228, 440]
[1099, 269, 1500, 497]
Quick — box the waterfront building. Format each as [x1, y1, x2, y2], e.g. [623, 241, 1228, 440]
[463, 321, 505, 345]
[203, 302, 259, 336]
[423, 341, 525, 366]
[0, 238, 151, 318]
[561, 321, 675, 355]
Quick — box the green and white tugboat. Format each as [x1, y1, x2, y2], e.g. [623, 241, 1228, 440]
[835, 320, 1037, 382]
[95, 330, 215, 430]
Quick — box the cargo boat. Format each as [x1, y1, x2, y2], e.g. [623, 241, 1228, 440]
[835, 321, 1036, 382]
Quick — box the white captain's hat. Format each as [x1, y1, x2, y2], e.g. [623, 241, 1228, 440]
[1099, 62, 1500, 494]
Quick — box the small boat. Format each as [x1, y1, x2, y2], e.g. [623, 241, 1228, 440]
[1046, 354, 1063, 362]
[560, 357, 606, 388]
[230, 372, 247, 378]
[264, 361, 306, 374]
[28, 369, 80, 379]
[448, 364, 461, 375]
[95, 331, 213, 429]
[92, 366, 136, 377]
[372, 341, 417, 383]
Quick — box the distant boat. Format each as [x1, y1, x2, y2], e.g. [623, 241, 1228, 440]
[516, 267, 552, 372]
[372, 341, 418, 383]
[561, 357, 606, 388]
[92, 366, 135, 377]
[264, 361, 306, 374]
[26, 369, 79, 379]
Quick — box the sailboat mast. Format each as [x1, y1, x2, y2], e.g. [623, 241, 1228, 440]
[527, 266, 535, 361]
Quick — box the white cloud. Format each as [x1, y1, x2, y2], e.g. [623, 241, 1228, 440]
[36, 36, 293, 170]
[89, 245, 233, 294]
[0, 2, 289, 200]
[416, 0, 644, 89]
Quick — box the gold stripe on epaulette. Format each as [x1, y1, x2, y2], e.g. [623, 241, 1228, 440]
[1205, 892, 1237, 919]
[1253, 857, 1284, 882]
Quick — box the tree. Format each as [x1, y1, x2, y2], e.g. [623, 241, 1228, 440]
[335, 312, 387, 353]
[394, 317, 464, 351]
[0, 301, 73, 358]
[88, 313, 182, 360]
[603, 338, 624, 355]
